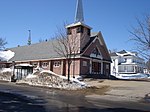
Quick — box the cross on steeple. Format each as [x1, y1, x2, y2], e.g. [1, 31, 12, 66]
[75, 0, 84, 23]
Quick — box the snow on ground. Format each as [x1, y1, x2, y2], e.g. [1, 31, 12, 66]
[0, 68, 12, 81]
[41, 70, 86, 86]
[0, 50, 15, 61]
[26, 74, 36, 79]
[0, 68, 12, 73]
[17, 70, 87, 90]
[112, 73, 149, 80]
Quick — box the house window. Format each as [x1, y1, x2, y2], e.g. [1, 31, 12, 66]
[77, 26, 83, 33]
[42, 62, 48, 68]
[83, 61, 87, 67]
[54, 61, 61, 67]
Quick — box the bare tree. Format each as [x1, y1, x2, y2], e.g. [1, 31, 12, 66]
[129, 15, 150, 60]
[53, 25, 87, 81]
[0, 38, 7, 50]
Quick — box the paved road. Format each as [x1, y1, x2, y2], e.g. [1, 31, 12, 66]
[0, 82, 149, 112]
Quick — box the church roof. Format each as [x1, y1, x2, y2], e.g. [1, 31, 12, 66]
[110, 52, 118, 57]
[117, 50, 127, 54]
[8, 40, 60, 62]
[7, 33, 99, 62]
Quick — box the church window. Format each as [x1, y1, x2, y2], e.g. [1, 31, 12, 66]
[90, 47, 102, 59]
[42, 62, 49, 68]
[83, 61, 87, 66]
[54, 61, 61, 67]
[87, 29, 91, 36]
[67, 28, 72, 35]
[92, 48, 100, 56]
[77, 26, 84, 33]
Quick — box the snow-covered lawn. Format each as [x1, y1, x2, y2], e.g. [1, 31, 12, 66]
[112, 73, 149, 80]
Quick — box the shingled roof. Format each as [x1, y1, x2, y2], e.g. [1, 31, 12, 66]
[110, 52, 118, 56]
[8, 33, 99, 62]
[8, 40, 60, 62]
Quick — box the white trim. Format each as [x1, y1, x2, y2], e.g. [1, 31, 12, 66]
[9, 57, 67, 63]
[101, 62, 103, 74]
[61, 60, 64, 75]
[66, 22, 92, 29]
[90, 59, 92, 74]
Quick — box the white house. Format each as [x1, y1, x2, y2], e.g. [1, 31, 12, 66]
[110, 50, 146, 77]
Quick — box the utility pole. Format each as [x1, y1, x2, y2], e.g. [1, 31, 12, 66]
[28, 30, 31, 45]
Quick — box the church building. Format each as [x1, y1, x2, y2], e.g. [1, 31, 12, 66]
[5, 0, 111, 79]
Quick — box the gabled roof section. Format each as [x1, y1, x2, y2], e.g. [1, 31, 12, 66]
[123, 54, 132, 57]
[90, 32, 99, 37]
[81, 32, 99, 52]
[7, 40, 61, 62]
[118, 50, 127, 54]
[82, 31, 111, 62]
[110, 52, 118, 57]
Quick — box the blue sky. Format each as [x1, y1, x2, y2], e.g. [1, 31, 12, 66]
[0, 0, 150, 51]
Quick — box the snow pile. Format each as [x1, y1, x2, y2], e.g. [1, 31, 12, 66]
[26, 74, 37, 79]
[0, 68, 12, 81]
[17, 70, 87, 90]
[115, 73, 148, 80]
[0, 50, 15, 61]
[0, 68, 12, 73]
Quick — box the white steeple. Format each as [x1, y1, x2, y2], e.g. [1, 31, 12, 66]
[75, 0, 84, 23]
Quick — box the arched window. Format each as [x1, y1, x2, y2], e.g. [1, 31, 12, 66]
[90, 47, 102, 59]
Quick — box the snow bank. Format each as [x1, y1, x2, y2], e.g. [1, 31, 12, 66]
[114, 73, 148, 80]
[26, 74, 36, 79]
[17, 70, 87, 90]
[0, 50, 15, 61]
[41, 70, 86, 86]
[0, 68, 12, 73]
[0, 68, 12, 81]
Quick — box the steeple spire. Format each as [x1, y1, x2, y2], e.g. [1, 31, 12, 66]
[75, 0, 84, 23]
[28, 30, 31, 45]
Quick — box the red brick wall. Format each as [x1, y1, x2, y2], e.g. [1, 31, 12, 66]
[80, 58, 90, 75]
[52, 60, 62, 75]
[83, 39, 110, 61]
[65, 59, 80, 77]
[68, 26, 90, 53]
[103, 62, 110, 77]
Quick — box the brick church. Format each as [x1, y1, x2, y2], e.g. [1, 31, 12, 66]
[4, 0, 111, 79]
